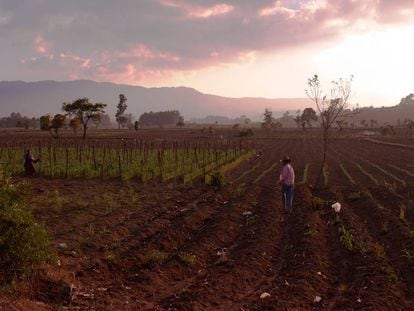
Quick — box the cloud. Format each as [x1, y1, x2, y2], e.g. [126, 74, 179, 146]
[160, 0, 234, 19]
[2, 0, 414, 85]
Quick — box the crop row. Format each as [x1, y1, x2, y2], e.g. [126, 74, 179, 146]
[0, 140, 254, 183]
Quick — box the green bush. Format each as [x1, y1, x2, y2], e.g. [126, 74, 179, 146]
[0, 170, 55, 281]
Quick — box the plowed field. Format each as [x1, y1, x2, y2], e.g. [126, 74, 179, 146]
[2, 133, 414, 310]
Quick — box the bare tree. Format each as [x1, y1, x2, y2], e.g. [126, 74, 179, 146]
[306, 74, 353, 187]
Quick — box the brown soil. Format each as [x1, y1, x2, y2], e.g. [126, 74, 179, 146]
[1, 131, 414, 310]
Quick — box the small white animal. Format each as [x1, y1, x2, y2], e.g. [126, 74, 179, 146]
[332, 202, 341, 213]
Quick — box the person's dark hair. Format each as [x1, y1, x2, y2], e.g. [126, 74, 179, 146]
[281, 155, 291, 163]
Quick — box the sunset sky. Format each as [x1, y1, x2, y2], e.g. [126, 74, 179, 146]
[1, 0, 414, 107]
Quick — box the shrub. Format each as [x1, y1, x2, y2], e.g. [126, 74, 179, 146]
[209, 171, 225, 188]
[238, 128, 254, 137]
[0, 170, 55, 281]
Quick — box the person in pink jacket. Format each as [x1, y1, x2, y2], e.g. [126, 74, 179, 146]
[279, 155, 295, 212]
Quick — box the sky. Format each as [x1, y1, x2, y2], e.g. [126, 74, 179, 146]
[1, 0, 414, 107]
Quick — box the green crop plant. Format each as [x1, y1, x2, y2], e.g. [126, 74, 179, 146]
[208, 171, 225, 188]
[373, 243, 386, 259]
[254, 162, 279, 184]
[178, 252, 197, 266]
[370, 162, 406, 187]
[364, 190, 384, 209]
[245, 214, 258, 226]
[231, 183, 246, 199]
[338, 225, 354, 251]
[145, 250, 169, 265]
[297, 163, 310, 186]
[304, 224, 318, 237]
[399, 204, 408, 224]
[340, 163, 355, 185]
[311, 196, 328, 210]
[234, 161, 261, 182]
[388, 164, 414, 177]
[356, 164, 379, 185]
[0, 141, 254, 185]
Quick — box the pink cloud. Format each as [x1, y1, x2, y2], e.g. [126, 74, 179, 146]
[34, 35, 51, 54]
[259, 1, 296, 18]
[59, 52, 91, 69]
[160, 1, 234, 19]
[119, 44, 181, 62]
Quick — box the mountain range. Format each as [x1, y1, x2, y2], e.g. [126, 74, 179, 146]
[0, 80, 311, 120]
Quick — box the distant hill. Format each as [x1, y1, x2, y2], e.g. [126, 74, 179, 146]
[347, 94, 414, 126]
[0, 80, 311, 119]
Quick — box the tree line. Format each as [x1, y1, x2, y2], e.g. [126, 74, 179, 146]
[38, 94, 185, 139]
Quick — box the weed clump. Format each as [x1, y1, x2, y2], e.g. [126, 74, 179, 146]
[145, 250, 169, 265]
[0, 170, 56, 282]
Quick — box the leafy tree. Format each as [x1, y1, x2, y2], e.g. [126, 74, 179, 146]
[300, 107, 318, 130]
[293, 112, 301, 129]
[115, 94, 128, 129]
[139, 110, 183, 127]
[262, 108, 273, 129]
[360, 120, 368, 128]
[306, 74, 353, 187]
[69, 118, 81, 136]
[134, 121, 140, 131]
[39, 114, 66, 138]
[62, 98, 106, 140]
[369, 119, 378, 127]
[1, 113, 38, 129]
[177, 116, 185, 127]
[404, 118, 414, 136]
[98, 114, 113, 129]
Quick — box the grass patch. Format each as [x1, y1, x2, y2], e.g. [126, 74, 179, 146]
[0, 170, 56, 282]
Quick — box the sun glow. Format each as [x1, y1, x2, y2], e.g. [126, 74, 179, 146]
[313, 25, 414, 106]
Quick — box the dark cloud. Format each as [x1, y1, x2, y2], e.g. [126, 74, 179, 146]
[1, 0, 413, 83]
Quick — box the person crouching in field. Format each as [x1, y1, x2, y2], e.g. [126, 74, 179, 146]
[24, 149, 40, 176]
[279, 155, 295, 212]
